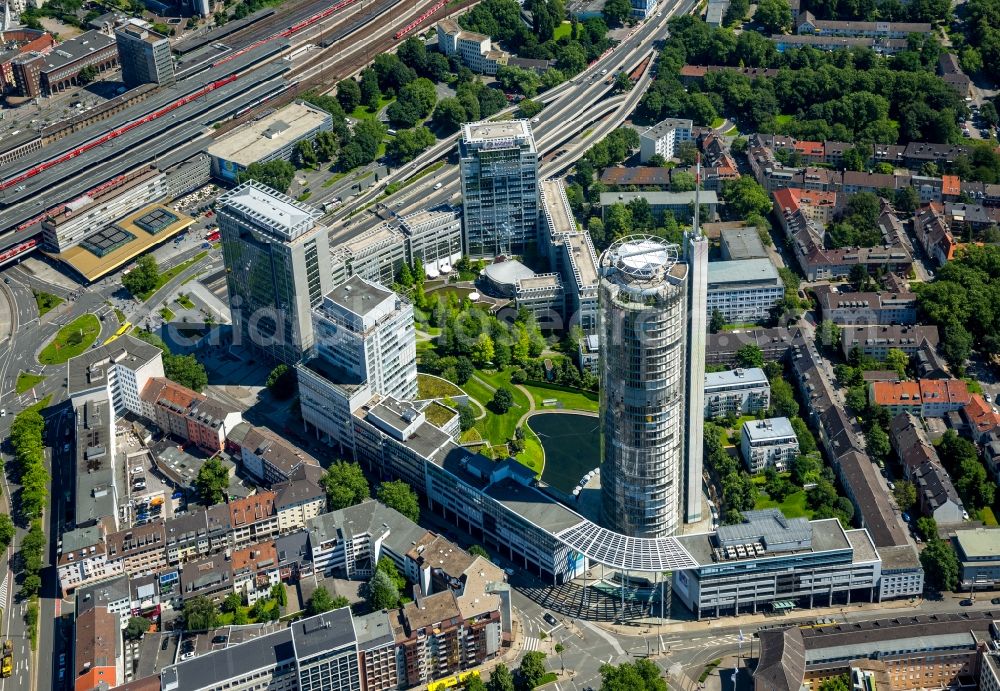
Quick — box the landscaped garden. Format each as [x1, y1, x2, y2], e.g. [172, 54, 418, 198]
[15, 372, 45, 395]
[38, 313, 101, 365]
[32, 290, 63, 317]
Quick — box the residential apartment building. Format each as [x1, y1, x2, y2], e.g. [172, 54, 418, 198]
[914, 202, 957, 267]
[674, 510, 881, 619]
[814, 286, 917, 325]
[74, 605, 123, 691]
[706, 258, 785, 323]
[459, 120, 539, 257]
[58, 525, 121, 596]
[179, 553, 234, 603]
[771, 33, 909, 53]
[218, 180, 332, 365]
[231, 540, 281, 604]
[705, 327, 801, 366]
[230, 423, 321, 486]
[870, 378, 971, 417]
[840, 324, 940, 360]
[105, 521, 168, 577]
[963, 394, 1000, 443]
[140, 378, 243, 453]
[794, 11, 931, 38]
[435, 19, 508, 74]
[228, 492, 280, 547]
[67, 334, 164, 416]
[638, 118, 694, 162]
[163, 504, 231, 565]
[273, 474, 326, 533]
[600, 190, 719, 223]
[889, 413, 965, 525]
[740, 417, 799, 473]
[703, 368, 771, 420]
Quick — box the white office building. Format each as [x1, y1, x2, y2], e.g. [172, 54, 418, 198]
[399, 206, 464, 277]
[741, 417, 799, 473]
[459, 120, 539, 258]
[66, 334, 165, 416]
[685, 225, 709, 523]
[639, 118, 693, 162]
[436, 19, 509, 74]
[706, 258, 785, 324]
[298, 276, 416, 451]
[704, 367, 771, 420]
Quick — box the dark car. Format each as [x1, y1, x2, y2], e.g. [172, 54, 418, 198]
[991, 598, 1000, 605]
[212, 635, 227, 645]
[960, 599, 974, 606]
[543, 613, 558, 626]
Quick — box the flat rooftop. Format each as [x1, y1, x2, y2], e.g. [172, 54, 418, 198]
[59, 204, 195, 282]
[954, 528, 1000, 559]
[541, 179, 576, 237]
[322, 275, 394, 318]
[484, 477, 584, 535]
[564, 232, 599, 288]
[208, 101, 331, 168]
[599, 190, 719, 206]
[67, 334, 163, 397]
[707, 258, 782, 288]
[742, 416, 796, 441]
[462, 119, 535, 149]
[217, 180, 322, 241]
[705, 367, 768, 388]
[678, 516, 850, 567]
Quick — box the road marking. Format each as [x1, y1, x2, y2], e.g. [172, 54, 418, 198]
[522, 636, 539, 652]
[580, 619, 625, 657]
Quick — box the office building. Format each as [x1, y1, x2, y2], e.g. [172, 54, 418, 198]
[11, 29, 118, 97]
[638, 118, 693, 162]
[329, 224, 407, 287]
[208, 101, 332, 183]
[399, 206, 463, 277]
[435, 19, 509, 74]
[160, 609, 362, 691]
[706, 258, 785, 324]
[674, 510, 881, 619]
[218, 180, 331, 365]
[840, 324, 940, 360]
[740, 417, 799, 473]
[814, 286, 918, 325]
[953, 528, 1000, 589]
[720, 226, 768, 260]
[704, 368, 771, 419]
[459, 120, 539, 258]
[115, 24, 174, 88]
[599, 236, 688, 539]
[67, 334, 165, 416]
[600, 190, 718, 223]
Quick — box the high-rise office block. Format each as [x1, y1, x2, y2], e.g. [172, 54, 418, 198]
[459, 119, 539, 258]
[218, 180, 331, 365]
[115, 24, 174, 88]
[599, 236, 689, 539]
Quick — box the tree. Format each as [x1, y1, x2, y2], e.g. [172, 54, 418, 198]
[488, 664, 516, 691]
[266, 363, 296, 399]
[164, 354, 208, 392]
[724, 0, 749, 24]
[598, 659, 667, 691]
[337, 78, 361, 112]
[940, 319, 972, 374]
[735, 344, 764, 369]
[916, 516, 938, 540]
[866, 425, 891, 464]
[294, 139, 318, 168]
[322, 461, 370, 510]
[517, 651, 547, 691]
[818, 675, 851, 691]
[893, 480, 917, 511]
[469, 545, 491, 561]
[920, 538, 959, 592]
[458, 403, 476, 432]
[365, 569, 400, 610]
[359, 67, 381, 109]
[377, 556, 407, 592]
[78, 64, 98, 84]
[710, 309, 726, 333]
[195, 457, 230, 505]
[491, 386, 515, 414]
[472, 333, 495, 367]
[433, 97, 468, 133]
[602, 0, 631, 24]
[956, 458, 995, 509]
[791, 452, 822, 486]
[0, 515, 14, 551]
[124, 616, 150, 640]
[183, 596, 220, 631]
[221, 592, 243, 613]
[722, 177, 772, 218]
[885, 348, 909, 380]
[307, 586, 337, 615]
[122, 254, 159, 297]
[519, 98, 544, 118]
[237, 159, 296, 193]
[769, 376, 799, 418]
[386, 126, 435, 163]
[755, 0, 791, 32]
[378, 480, 420, 522]
[466, 676, 488, 691]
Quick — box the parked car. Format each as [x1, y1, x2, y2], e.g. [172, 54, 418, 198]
[960, 599, 974, 606]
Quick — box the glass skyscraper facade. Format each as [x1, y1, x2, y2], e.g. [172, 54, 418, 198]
[598, 236, 689, 539]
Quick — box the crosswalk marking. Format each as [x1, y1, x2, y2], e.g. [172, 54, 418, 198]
[0, 572, 9, 610]
[522, 636, 539, 652]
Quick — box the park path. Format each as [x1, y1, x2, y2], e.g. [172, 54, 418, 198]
[514, 384, 537, 428]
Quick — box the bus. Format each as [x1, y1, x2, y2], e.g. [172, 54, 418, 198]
[102, 321, 132, 346]
[2, 640, 13, 678]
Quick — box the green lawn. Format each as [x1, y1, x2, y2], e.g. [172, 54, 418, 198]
[114, 308, 126, 324]
[773, 114, 794, 128]
[15, 372, 45, 394]
[463, 370, 530, 447]
[159, 307, 175, 322]
[755, 489, 814, 519]
[176, 294, 195, 310]
[710, 116, 725, 128]
[425, 401, 457, 427]
[25, 395, 52, 414]
[978, 506, 998, 526]
[517, 425, 545, 476]
[460, 427, 482, 443]
[33, 290, 63, 316]
[138, 251, 208, 301]
[38, 313, 101, 365]
[522, 382, 598, 413]
[553, 20, 572, 40]
[350, 97, 393, 121]
[417, 373, 463, 399]
[322, 171, 349, 188]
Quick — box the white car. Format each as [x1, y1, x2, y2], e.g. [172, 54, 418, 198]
[0, 409, 5, 417]
[433, 182, 443, 190]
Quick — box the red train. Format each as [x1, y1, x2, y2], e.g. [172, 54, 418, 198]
[394, 0, 446, 39]
[0, 238, 39, 266]
[0, 75, 239, 193]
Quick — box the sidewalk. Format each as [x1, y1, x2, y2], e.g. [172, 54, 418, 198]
[591, 595, 922, 638]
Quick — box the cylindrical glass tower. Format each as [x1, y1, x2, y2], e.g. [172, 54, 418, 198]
[598, 236, 688, 539]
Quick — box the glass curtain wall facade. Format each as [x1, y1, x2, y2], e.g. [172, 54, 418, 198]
[599, 236, 689, 539]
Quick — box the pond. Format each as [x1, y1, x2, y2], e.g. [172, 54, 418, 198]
[529, 412, 601, 494]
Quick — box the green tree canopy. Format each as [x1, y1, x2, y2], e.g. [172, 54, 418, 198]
[322, 461, 370, 511]
[307, 586, 338, 615]
[365, 569, 400, 610]
[377, 480, 420, 522]
[183, 596, 220, 631]
[237, 160, 296, 193]
[920, 538, 959, 591]
[164, 354, 208, 392]
[122, 255, 159, 297]
[195, 457, 230, 505]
